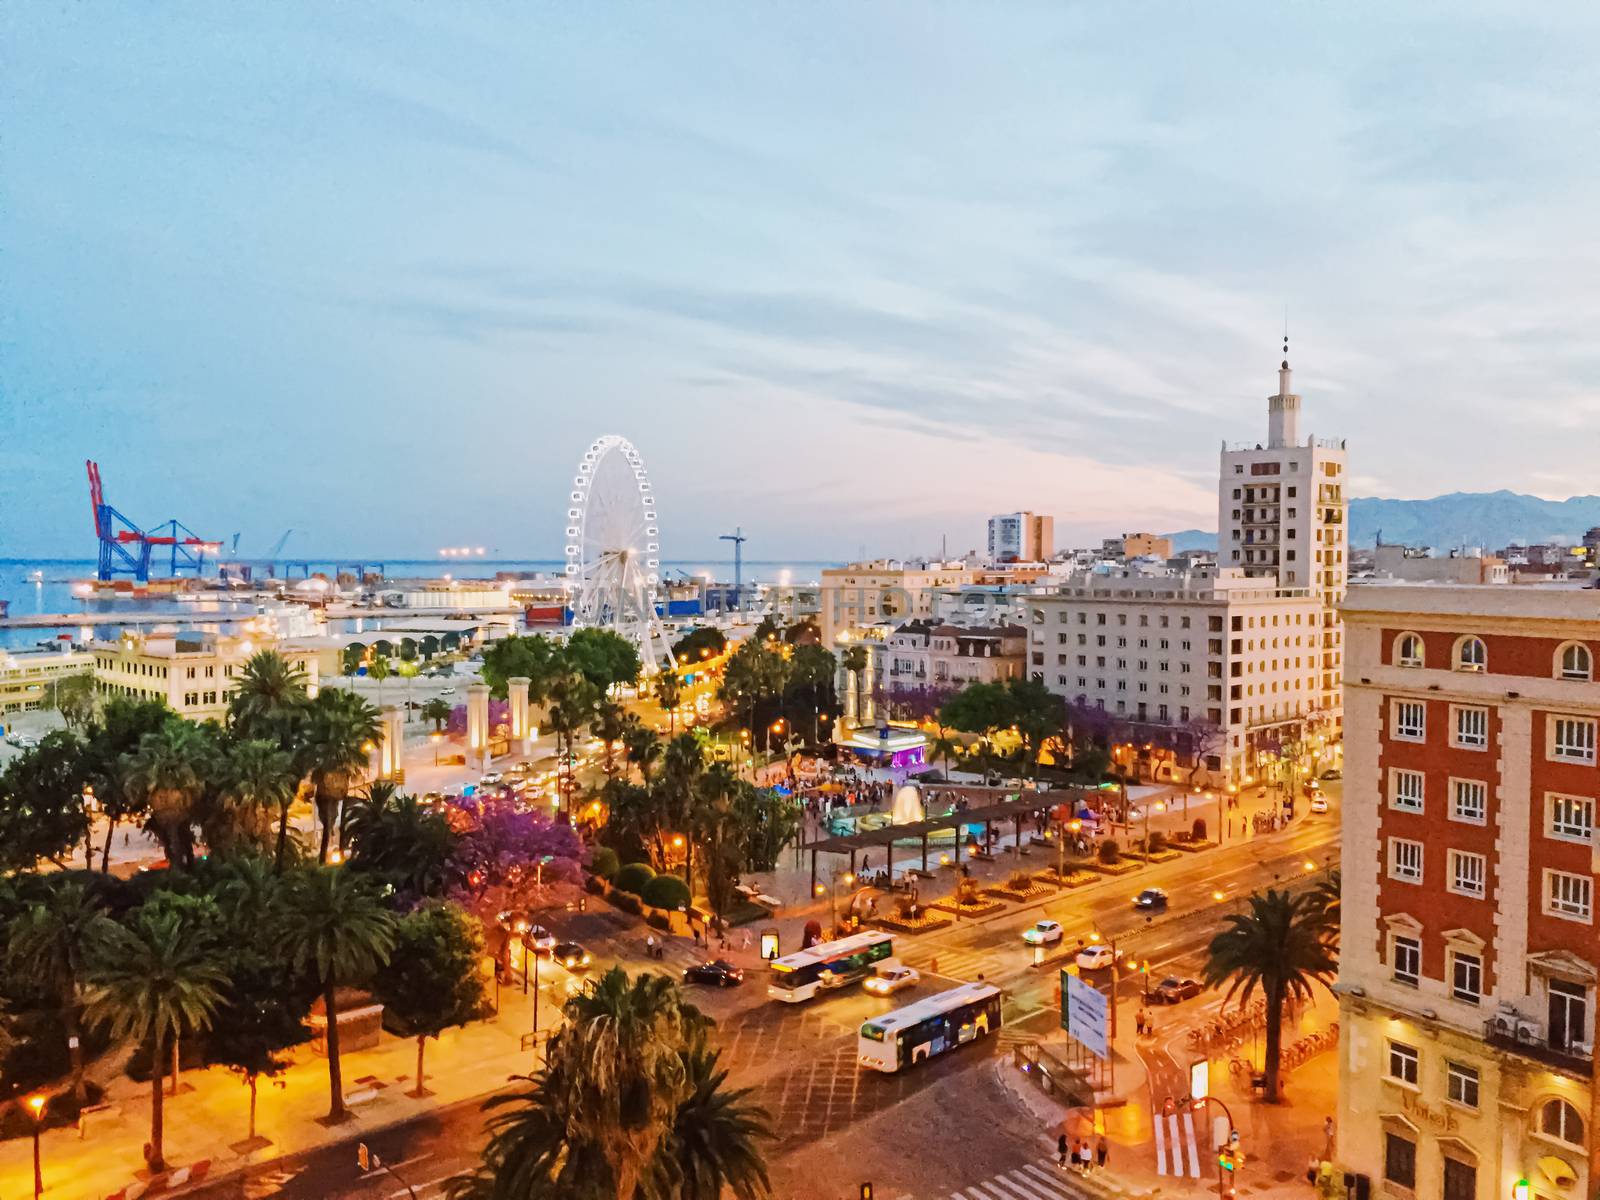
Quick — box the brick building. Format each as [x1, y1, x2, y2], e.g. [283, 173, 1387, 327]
[1339, 584, 1600, 1200]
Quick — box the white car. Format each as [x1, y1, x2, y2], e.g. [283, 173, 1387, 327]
[480, 772, 504, 786]
[1076, 944, 1117, 972]
[863, 965, 920, 996]
[1022, 919, 1064, 946]
[1309, 795, 1330, 814]
[526, 924, 558, 954]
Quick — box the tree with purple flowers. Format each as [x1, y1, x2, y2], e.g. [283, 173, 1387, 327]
[447, 799, 586, 919]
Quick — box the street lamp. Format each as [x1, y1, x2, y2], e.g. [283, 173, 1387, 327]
[28, 1093, 45, 1199]
[431, 732, 442, 766]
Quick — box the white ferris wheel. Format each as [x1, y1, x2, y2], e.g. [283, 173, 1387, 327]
[563, 435, 674, 672]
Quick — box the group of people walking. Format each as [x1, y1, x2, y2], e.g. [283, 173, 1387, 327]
[1058, 1134, 1108, 1172]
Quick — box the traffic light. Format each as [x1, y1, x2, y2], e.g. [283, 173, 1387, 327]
[1219, 1149, 1236, 1173]
[860, 1185, 874, 1200]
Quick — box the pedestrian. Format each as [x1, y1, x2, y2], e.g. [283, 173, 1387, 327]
[693, 924, 703, 948]
[1096, 1136, 1108, 1169]
[646, 933, 656, 958]
[742, 928, 753, 951]
[1058, 1133, 1069, 1169]
[1079, 1140, 1093, 1173]
[1306, 1157, 1319, 1187]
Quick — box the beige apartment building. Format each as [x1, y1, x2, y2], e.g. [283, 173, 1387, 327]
[94, 631, 320, 721]
[885, 619, 1027, 694]
[1027, 567, 1326, 782]
[820, 560, 977, 647]
[1220, 357, 1347, 735]
[0, 648, 96, 716]
[1338, 583, 1600, 1200]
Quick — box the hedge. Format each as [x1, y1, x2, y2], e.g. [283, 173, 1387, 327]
[610, 891, 643, 915]
[614, 862, 656, 895]
[590, 847, 621, 881]
[640, 874, 690, 912]
[584, 875, 606, 895]
[646, 911, 672, 931]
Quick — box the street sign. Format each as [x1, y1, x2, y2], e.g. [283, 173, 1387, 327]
[1061, 969, 1109, 1058]
[1189, 1058, 1209, 1101]
[760, 928, 780, 961]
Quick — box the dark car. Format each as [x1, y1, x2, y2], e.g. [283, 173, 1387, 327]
[553, 942, 592, 971]
[1320, 768, 1342, 781]
[1134, 887, 1169, 912]
[1154, 976, 1202, 1004]
[683, 959, 745, 988]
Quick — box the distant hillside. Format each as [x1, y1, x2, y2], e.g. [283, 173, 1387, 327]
[1164, 529, 1218, 552]
[1349, 491, 1600, 550]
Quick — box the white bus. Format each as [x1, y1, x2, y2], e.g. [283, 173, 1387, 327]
[857, 981, 1003, 1073]
[766, 931, 896, 1003]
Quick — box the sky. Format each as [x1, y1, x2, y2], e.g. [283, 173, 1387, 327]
[4, 3, 1600, 561]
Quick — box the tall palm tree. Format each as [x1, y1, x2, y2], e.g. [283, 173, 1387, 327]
[593, 700, 628, 779]
[422, 697, 453, 732]
[212, 738, 296, 860]
[1203, 888, 1337, 1102]
[546, 673, 599, 809]
[86, 905, 228, 1173]
[447, 968, 734, 1200]
[621, 719, 662, 787]
[655, 673, 682, 734]
[7, 879, 120, 1105]
[344, 782, 456, 897]
[227, 651, 308, 740]
[124, 721, 216, 868]
[276, 867, 397, 1121]
[655, 1036, 773, 1200]
[297, 689, 382, 863]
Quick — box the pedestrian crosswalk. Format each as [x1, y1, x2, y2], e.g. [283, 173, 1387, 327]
[935, 1157, 1095, 1200]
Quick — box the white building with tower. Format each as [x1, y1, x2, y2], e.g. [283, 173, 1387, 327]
[1218, 345, 1348, 733]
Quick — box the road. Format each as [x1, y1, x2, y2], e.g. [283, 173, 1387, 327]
[182, 785, 1340, 1199]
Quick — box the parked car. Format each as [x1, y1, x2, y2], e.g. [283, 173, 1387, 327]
[480, 771, 504, 785]
[1309, 795, 1330, 814]
[1320, 768, 1342, 781]
[1133, 887, 1169, 912]
[863, 965, 920, 996]
[1076, 944, 1116, 972]
[1153, 976, 1203, 1004]
[683, 960, 744, 987]
[1022, 919, 1064, 946]
[552, 943, 592, 971]
[526, 924, 557, 954]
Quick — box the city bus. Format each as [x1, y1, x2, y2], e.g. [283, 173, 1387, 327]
[766, 931, 896, 1003]
[857, 981, 1003, 1073]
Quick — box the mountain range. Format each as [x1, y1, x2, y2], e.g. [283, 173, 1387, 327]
[1163, 491, 1600, 554]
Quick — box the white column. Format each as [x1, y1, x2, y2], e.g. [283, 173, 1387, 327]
[508, 676, 531, 755]
[467, 683, 490, 768]
[378, 705, 405, 780]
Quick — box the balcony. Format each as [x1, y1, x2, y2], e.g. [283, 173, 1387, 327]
[1483, 1016, 1593, 1078]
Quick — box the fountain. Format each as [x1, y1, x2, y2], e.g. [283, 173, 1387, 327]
[890, 783, 924, 826]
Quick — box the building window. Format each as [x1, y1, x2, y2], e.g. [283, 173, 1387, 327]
[1549, 793, 1595, 843]
[1449, 851, 1486, 899]
[1546, 871, 1593, 922]
[1557, 642, 1593, 682]
[1387, 1041, 1420, 1086]
[1551, 716, 1597, 764]
[1390, 769, 1425, 813]
[1455, 636, 1487, 672]
[1446, 1061, 1479, 1109]
[1383, 1132, 1416, 1189]
[1392, 935, 1421, 986]
[1451, 779, 1487, 824]
[1541, 1098, 1585, 1147]
[1389, 839, 1424, 884]
[1451, 951, 1483, 1003]
[1396, 633, 1424, 668]
[1393, 700, 1425, 742]
[1453, 706, 1488, 749]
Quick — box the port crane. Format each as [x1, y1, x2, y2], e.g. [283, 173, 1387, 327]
[87, 460, 221, 583]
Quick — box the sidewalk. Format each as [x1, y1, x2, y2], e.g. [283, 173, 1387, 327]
[0, 965, 564, 1200]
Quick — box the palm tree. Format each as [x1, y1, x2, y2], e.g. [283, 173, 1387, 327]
[621, 719, 662, 787]
[7, 879, 120, 1106]
[447, 968, 738, 1200]
[546, 673, 599, 809]
[276, 867, 397, 1121]
[422, 697, 453, 732]
[86, 905, 228, 1173]
[929, 731, 961, 780]
[345, 782, 456, 897]
[655, 673, 682, 734]
[368, 654, 391, 707]
[298, 689, 382, 863]
[1203, 888, 1337, 1102]
[593, 701, 628, 779]
[655, 1035, 772, 1200]
[211, 738, 296, 860]
[227, 651, 308, 740]
[124, 721, 216, 868]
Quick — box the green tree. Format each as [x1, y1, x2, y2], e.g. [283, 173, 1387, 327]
[446, 968, 770, 1200]
[621, 720, 662, 787]
[422, 697, 453, 732]
[654, 672, 682, 734]
[276, 867, 397, 1121]
[47, 671, 99, 732]
[6, 878, 120, 1105]
[1002, 677, 1065, 779]
[212, 738, 296, 860]
[345, 782, 458, 897]
[227, 651, 309, 740]
[124, 721, 217, 869]
[341, 643, 367, 677]
[566, 628, 643, 694]
[1203, 888, 1337, 1103]
[546, 673, 600, 806]
[367, 653, 391, 706]
[373, 901, 489, 1097]
[298, 688, 382, 863]
[593, 700, 629, 778]
[76, 699, 171, 871]
[479, 634, 564, 701]
[671, 626, 727, 663]
[205, 857, 313, 1144]
[86, 902, 229, 1173]
[0, 731, 91, 871]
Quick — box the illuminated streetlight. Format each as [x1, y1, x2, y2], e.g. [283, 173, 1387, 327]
[28, 1093, 45, 1199]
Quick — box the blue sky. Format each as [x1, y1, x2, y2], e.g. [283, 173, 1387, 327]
[4, 3, 1599, 560]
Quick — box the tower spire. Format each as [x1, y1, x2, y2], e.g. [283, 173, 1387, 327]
[1267, 326, 1300, 448]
